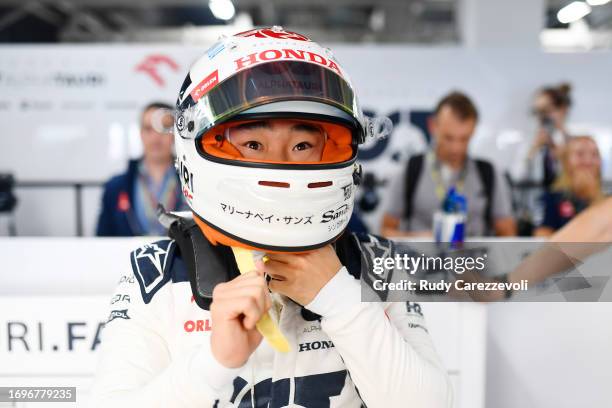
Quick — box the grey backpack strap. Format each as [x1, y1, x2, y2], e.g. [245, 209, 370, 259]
[474, 159, 495, 233]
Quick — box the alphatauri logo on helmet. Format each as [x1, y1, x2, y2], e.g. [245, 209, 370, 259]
[321, 204, 350, 223]
[235, 49, 342, 76]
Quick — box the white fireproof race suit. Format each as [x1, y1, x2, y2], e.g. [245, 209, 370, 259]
[91, 234, 452, 407]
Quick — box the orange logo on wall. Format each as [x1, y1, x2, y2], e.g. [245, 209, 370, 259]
[135, 55, 179, 87]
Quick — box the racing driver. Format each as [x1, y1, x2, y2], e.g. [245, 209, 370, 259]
[92, 27, 452, 408]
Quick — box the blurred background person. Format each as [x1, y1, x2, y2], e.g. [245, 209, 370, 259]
[382, 91, 516, 238]
[96, 102, 186, 236]
[347, 211, 370, 234]
[513, 83, 573, 189]
[535, 135, 605, 237]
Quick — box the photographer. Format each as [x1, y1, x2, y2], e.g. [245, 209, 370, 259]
[513, 83, 573, 189]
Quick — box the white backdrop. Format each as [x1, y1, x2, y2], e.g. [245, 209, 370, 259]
[1, 45, 611, 236]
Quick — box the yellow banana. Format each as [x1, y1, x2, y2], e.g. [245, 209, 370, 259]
[231, 246, 290, 353]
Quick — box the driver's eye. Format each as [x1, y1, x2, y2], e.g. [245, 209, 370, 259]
[294, 142, 312, 151]
[245, 141, 262, 150]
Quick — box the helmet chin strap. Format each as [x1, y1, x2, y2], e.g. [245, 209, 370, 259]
[231, 246, 290, 353]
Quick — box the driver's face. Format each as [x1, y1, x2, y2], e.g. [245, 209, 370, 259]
[227, 119, 326, 162]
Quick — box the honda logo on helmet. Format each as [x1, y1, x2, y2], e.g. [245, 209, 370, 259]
[234, 49, 342, 76]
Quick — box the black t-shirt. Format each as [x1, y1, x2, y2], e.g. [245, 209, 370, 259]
[540, 191, 589, 231]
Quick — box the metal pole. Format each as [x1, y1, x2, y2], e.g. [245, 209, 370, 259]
[75, 183, 83, 237]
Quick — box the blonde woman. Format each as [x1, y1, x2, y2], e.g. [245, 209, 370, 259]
[535, 136, 604, 237]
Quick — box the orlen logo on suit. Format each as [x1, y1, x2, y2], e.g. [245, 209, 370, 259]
[184, 319, 212, 333]
[234, 49, 342, 76]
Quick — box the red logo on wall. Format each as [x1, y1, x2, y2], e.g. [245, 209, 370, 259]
[235, 28, 310, 42]
[190, 70, 219, 102]
[135, 55, 179, 87]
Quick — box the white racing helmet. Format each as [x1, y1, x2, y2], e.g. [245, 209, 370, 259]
[174, 27, 390, 252]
